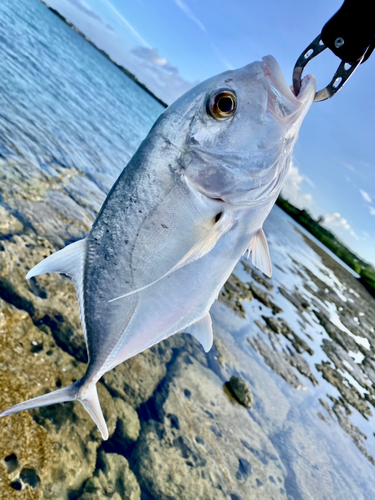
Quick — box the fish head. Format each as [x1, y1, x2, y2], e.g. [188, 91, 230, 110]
[164, 55, 316, 206]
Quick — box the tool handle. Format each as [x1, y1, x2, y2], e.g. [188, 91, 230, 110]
[321, 0, 375, 64]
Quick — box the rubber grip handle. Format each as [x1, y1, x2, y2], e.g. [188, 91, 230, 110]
[321, 0, 375, 64]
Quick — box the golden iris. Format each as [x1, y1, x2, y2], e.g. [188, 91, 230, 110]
[207, 90, 237, 120]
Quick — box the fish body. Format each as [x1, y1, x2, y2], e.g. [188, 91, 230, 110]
[0, 56, 316, 438]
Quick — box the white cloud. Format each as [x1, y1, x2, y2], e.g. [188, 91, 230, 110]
[360, 189, 372, 203]
[173, 0, 233, 70]
[342, 161, 357, 173]
[98, 0, 151, 47]
[46, 0, 114, 31]
[65, 0, 113, 29]
[303, 176, 315, 189]
[324, 213, 351, 230]
[132, 47, 176, 73]
[369, 206, 375, 216]
[281, 161, 313, 209]
[129, 47, 197, 103]
[174, 0, 207, 33]
[323, 213, 358, 239]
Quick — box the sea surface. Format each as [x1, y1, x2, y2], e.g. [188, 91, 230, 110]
[1, 0, 375, 499]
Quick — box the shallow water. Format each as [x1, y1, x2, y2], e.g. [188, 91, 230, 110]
[1, 0, 375, 498]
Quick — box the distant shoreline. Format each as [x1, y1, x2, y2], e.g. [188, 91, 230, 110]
[276, 196, 375, 297]
[39, 1, 168, 109]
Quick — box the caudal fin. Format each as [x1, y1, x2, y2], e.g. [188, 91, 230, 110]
[80, 384, 108, 440]
[0, 380, 109, 440]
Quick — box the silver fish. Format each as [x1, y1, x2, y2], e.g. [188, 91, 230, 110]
[0, 56, 316, 439]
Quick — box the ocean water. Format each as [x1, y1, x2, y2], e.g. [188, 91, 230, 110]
[0, 0, 163, 194]
[1, 0, 375, 498]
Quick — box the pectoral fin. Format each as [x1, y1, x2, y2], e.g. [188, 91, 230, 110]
[248, 228, 272, 277]
[184, 313, 213, 352]
[109, 211, 234, 303]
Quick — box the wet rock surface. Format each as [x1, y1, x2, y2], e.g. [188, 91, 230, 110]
[77, 451, 141, 500]
[248, 334, 306, 390]
[227, 376, 253, 408]
[2, 177, 375, 499]
[131, 356, 286, 500]
[218, 274, 253, 319]
[249, 282, 282, 315]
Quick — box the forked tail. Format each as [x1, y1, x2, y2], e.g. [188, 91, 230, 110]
[0, 379, 108, 440]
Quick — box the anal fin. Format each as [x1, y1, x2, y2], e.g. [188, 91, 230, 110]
[184, 313, 213, 352]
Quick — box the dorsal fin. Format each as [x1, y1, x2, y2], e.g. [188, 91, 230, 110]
[109, 211, 235, 303]
[248, 229, 272, 277]
[184, 313, 213, 352]
[26, 239, 88, 342]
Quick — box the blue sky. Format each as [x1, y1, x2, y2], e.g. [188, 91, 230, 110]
[44, 0, 375, 266]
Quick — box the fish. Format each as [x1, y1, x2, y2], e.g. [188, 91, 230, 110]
[0, 56, 316, 439]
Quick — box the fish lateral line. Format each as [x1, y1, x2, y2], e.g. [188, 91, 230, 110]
[108, 211, 235, 303]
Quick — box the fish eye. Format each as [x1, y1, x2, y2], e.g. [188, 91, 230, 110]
[207, 90, 237, 120]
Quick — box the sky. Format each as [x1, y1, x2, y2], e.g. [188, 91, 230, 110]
[44, 0, 375, 266]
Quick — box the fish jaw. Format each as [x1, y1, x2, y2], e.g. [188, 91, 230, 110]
[260, 55, 316, 124]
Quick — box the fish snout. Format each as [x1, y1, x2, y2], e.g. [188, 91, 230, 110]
[260, 55, 316, 119]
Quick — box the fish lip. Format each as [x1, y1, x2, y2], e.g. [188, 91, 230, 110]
[260, 55, 315, 107]
[294, 73, 317, 103]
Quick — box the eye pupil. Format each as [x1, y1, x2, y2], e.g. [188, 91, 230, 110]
[207, 89, 237, 120]
[217, 96, 233, 113]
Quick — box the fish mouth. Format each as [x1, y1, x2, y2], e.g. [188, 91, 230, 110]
[260, 55, 316, 115]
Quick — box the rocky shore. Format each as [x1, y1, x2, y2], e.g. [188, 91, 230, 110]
[1, 157, 375, 498]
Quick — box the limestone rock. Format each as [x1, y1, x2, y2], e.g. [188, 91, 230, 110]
[241, 262, 273, 291]
[113, 398, 140, 443]
[0, 207, 24, 237]
[0, 234, 87, 362]
[132, 357, 286, 499]
[249, 282, 282, 315]
[248, 334, 306, 390]
[218, 273, 252, 319]
[78, 451, 140, 500]
[316, 362, 371, 418]
[228, 376, 253, 408]
[102, 337, 184, 408]
[0, 299, 101, 499]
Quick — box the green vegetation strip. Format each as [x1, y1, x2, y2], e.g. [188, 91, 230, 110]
[276, 197, 375, 298]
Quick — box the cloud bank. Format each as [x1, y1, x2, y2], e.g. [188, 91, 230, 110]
[281, 162, 313, 210]
[323, 213, 358, 240]
[129, 47, 197, 103]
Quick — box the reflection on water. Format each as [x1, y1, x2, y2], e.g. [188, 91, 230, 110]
[0, 0, 375, 498]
